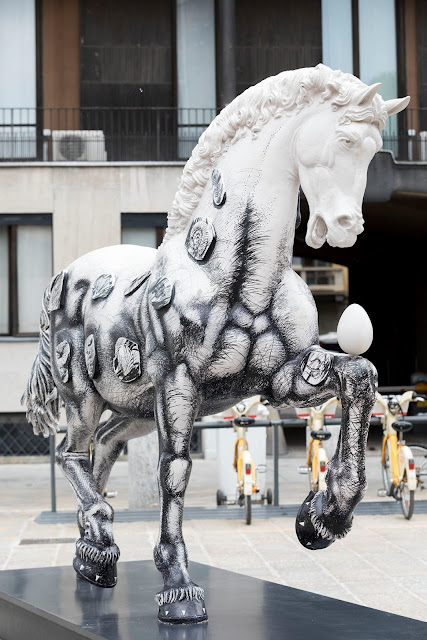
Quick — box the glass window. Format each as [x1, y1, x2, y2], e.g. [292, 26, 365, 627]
[17, 226, 52, 333]
[0, 0, 37, 159]
[0, 222, 52, 335]
[322, 0, 353, 73]
[176, 0, 216, 158]
[358, 0, 397, 153]
[0, 0, 36, 107]
[122, 227, 157, 248]
[0, 228, 8, 333]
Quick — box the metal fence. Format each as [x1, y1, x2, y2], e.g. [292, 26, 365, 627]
[1, 106, 426, 163]
[0, 416, 201, 457]
[0, 415, 49, 456]
[381, 108, 427, 161]
[0, 107, 218, 162]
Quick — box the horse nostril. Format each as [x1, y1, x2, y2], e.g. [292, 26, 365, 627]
[337, 215, 353, 229]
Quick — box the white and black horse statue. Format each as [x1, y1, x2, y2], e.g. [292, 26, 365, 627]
[23, 64, 409, 624]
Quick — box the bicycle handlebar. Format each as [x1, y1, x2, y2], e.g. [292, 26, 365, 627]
[375, 390, 417, 413]
[318, 396, 339, 413]
[231, 394, 265, 419]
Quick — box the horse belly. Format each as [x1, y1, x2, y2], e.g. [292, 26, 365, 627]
[83, 288, 154, 415]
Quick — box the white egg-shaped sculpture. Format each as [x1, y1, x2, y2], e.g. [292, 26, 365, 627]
[337, 304, 373, 355]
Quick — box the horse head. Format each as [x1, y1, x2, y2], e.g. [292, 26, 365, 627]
[295, 81, 409, 249]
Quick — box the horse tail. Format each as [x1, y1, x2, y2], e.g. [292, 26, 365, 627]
[21, 284, 60, 438]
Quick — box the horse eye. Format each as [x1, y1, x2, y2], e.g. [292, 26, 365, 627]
[340, 138, 354, 148]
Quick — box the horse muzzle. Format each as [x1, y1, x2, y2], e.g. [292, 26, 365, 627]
[306, 212, 363, 249]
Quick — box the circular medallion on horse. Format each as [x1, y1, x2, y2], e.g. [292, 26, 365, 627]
[23, 64, 409, 625]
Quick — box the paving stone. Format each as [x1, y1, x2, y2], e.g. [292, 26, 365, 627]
[2, 458, 427, 623]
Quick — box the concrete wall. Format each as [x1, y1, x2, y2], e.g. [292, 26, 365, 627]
[0, 340, 39, 413]
[0, 163, 184, 413]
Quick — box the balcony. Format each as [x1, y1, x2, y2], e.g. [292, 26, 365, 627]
[0, 107, 218, 162]
[0, 107, 425, 163]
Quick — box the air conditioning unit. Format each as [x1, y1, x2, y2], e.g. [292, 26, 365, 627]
[420, 131, 427, 162]
[52, 130, 107, 162]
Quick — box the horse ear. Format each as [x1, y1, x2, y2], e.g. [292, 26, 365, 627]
[357, 82, 382, 105]
[384, 96, 410, 115]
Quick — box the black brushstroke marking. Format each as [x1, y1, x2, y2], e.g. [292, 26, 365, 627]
[295, 187, 302, 229]
[124, 271, 151, 296]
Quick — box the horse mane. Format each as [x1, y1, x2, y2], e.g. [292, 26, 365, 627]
[163, 63, 388, 243]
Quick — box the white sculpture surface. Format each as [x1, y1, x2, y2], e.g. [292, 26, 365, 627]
[23, 64, 409, 625]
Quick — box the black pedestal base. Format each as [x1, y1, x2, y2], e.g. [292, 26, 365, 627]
[0, 560, 425, 640]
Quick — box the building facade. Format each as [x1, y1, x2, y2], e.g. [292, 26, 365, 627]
[0, 0, 426, 455]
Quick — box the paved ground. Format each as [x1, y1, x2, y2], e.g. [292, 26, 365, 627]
[1, 442, 427, 625]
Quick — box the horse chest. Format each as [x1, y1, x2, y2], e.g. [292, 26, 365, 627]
[206, 306, 287, 381]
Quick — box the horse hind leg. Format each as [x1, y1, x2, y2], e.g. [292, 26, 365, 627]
[56, 397, 120, 588]
[91, 414, 156, 495]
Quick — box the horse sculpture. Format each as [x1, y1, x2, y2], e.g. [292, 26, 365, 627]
[23, 64, 409, 625]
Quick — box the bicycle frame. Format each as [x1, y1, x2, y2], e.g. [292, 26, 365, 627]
[377, 391, 417, 491]
[306, 397, 337, 491]
[236, 443, 257, 496]
[231, 397, 260, 498]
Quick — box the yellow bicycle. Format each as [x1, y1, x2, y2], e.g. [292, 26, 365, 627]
[377, 391, 424, 519]
[216, 396, 272, 524]
[299, 397, 338, 491]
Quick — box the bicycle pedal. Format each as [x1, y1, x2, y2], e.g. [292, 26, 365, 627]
[103, 490, 118, 498]
[298, 466, 310, 475]
[377, 489, 387, 497]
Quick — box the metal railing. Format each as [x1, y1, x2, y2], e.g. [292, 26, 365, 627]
[0, 415, 49, 456]
[381, 107, 427, 161]
[47, 413, 427, 512]
[48, 420, 284, 512]
[0, 107, 218, 162]
[0, 106, 426, 163]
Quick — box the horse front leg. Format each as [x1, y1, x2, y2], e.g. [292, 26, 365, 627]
[153, 363, 207, 624]
[272, 346, 377, 549]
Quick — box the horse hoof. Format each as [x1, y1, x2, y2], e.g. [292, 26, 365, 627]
[158, 599, 208, 625]
[295, 491, 334, 550]
[73, 540, 119, 588]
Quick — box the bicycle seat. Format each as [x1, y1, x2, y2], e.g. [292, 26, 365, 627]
[391, 420, 413, 433]
[310, 429, 331, 441]
[234, 416, 255, 426]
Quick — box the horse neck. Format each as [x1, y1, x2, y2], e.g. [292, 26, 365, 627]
[217, 118, 300, 314]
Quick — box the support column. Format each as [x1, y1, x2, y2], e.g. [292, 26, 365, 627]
[128, 431, 159, 508]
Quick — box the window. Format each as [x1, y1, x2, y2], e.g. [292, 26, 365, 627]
[358, 0, 398, 154]
[122, 227, 157, 248]
[0, 0, 37, 160]
[0, 227, 8, 333]
[121, 213, 167, 249]
[176, 0, 216, 158]
[321, 0, 353, 73]
[0, 215, 52, 336]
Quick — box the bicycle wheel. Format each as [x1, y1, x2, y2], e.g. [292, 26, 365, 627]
[382, 450, 393, 496]
[245, 495, 252, 525]
[407, 444, 427, 488]
[400, 483, 415, 519]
